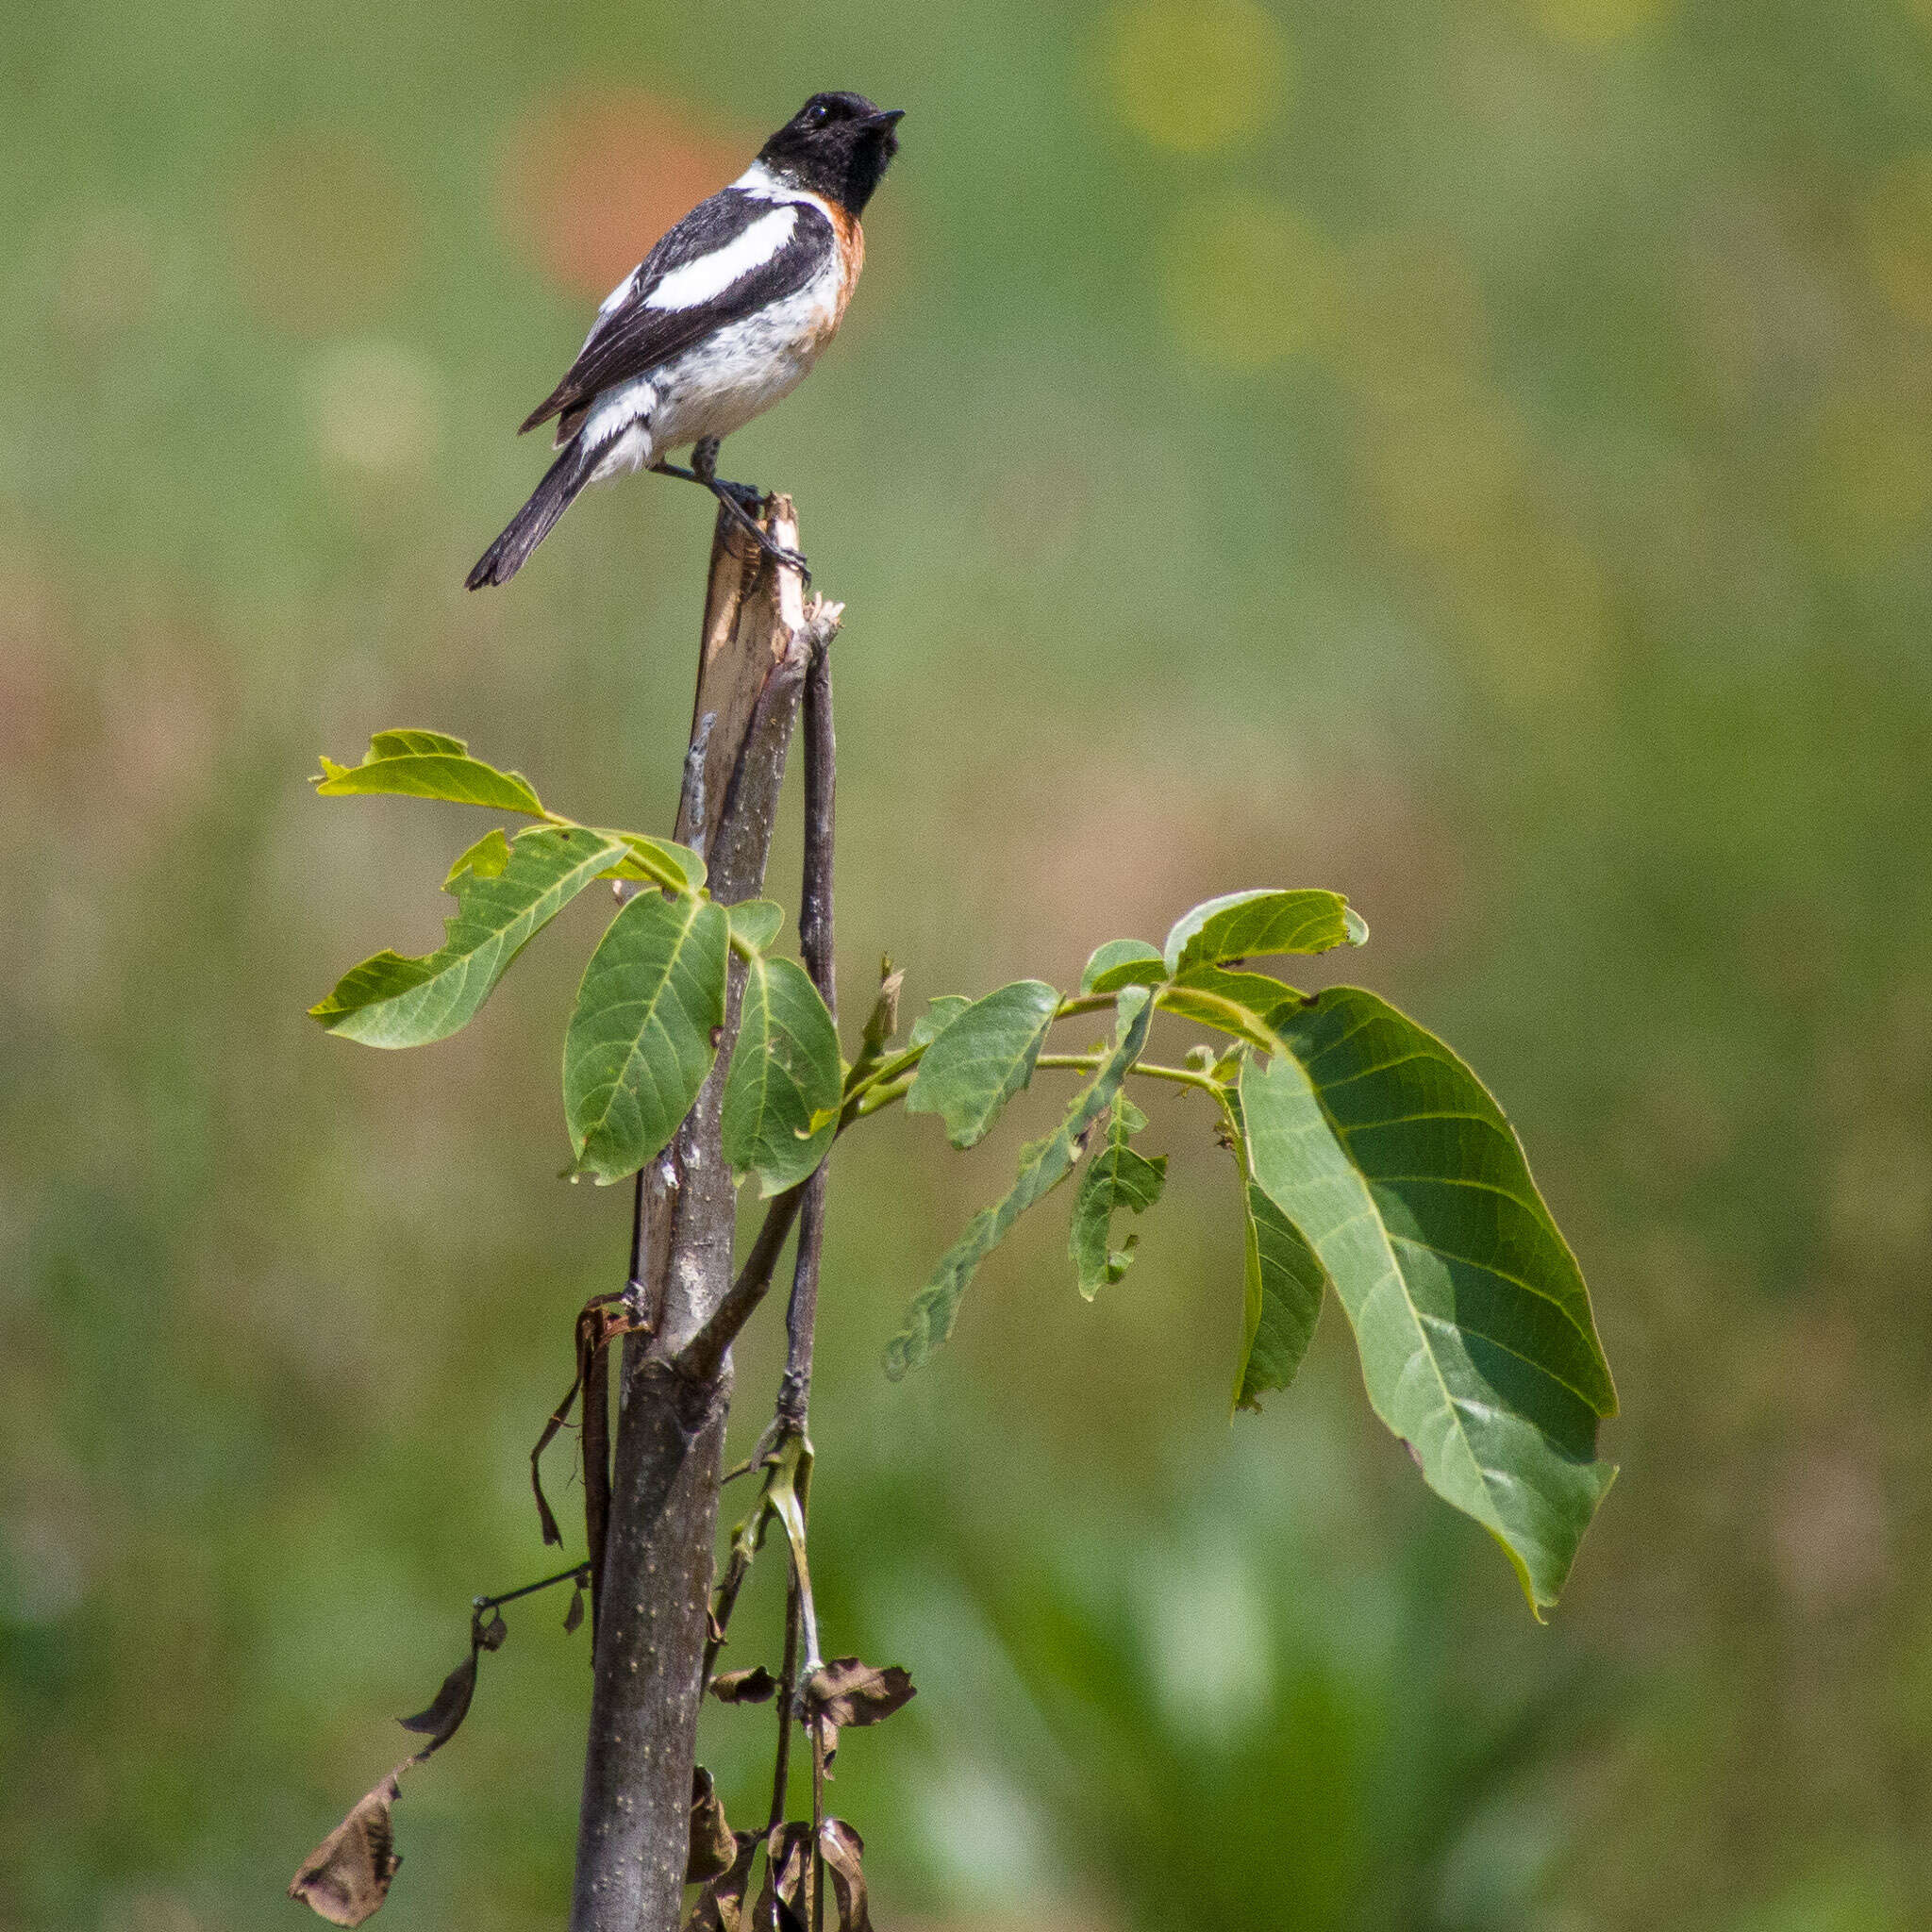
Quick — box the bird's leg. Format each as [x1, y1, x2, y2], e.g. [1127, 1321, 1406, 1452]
[659, 438, 811, 581]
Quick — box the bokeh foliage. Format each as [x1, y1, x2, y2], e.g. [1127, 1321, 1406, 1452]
[5, 0, 1931, 1928]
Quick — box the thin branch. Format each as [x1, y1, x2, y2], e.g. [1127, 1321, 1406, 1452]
[475, 1561, 592, 1614]
[778, 632, 837, 1429]
[769, 1569, 802, 1832]
[679, 1182, 807, 1384]
[1035, 1053, 1226, 1095]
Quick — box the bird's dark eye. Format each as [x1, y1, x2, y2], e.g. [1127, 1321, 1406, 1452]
[808, 102, 828, 125]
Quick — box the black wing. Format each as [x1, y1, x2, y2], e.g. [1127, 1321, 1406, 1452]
[518, 188, 837, 437]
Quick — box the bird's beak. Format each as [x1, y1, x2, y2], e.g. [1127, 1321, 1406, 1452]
[869, 108, 906, 128]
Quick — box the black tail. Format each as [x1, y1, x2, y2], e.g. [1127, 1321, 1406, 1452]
[465, 438, 598, 590]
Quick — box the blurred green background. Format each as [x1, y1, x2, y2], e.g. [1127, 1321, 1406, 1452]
[5, 0, 1930, 1926]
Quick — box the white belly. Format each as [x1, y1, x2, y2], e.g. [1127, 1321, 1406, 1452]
[583, 257, 843, 485]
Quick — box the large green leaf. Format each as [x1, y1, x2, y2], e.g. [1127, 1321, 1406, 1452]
[886, 991, 1156, 1377]
[905, 979, 1060, 1149]
[721, 955, 841, 1196]
[562, 891, 732, 1184]
[314, 729, 547, 817]
[1068, 1094, 1167, 1298]
[1221, 1092, 1325, 1413]
[1239, 990, 1616, 1612]
[1163, 889, 1367, 976]
[309, 825, 625, 1048]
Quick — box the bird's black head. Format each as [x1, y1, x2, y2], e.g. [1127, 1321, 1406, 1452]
[758, 92, 904, 216]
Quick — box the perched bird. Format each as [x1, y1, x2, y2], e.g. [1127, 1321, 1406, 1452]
[466, 92, 903, 590]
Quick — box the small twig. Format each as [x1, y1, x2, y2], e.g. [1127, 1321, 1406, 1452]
[679, 1183, 807, 1383]
[809, 1722, 828, 1932]
[778, 629, 838, 1429]
[475, 1561, 592, 1614]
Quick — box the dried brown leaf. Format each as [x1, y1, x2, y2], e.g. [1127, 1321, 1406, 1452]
[397, 1652, 476, 1753]
[709, 1664, 778, 1705]
[475, 1608, 508, 1652]
[564, 1583, 586, 1635]
[687, 1767, 736, 1883]
[803, 1658, 916, 1732]
[821, 1820, 872, 1932]
[752, 1824, 811, 1932]
[685, 1833, 759, 1932]
[288, 1771, 403, 1926]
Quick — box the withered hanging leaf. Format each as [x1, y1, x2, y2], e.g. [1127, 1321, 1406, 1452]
[686, 1768, 736, 1883]
[709, 1664, 778, 1705]
[289, 1771, 403, 1926]
[564, 1582, 585, 1635]
[685, 1833, 759, 1932]
[397, 1652, 477, 1754]
[820, 1820, 873, 1932]
[475, 1608, 508, 1652]
[804, 1658, 916, 1733]
[752, 1824, 812, 1932]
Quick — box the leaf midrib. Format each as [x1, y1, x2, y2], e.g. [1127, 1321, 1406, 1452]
[574, 897, 709, 1146]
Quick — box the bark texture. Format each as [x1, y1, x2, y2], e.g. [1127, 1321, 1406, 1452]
[570, 502, 818, 1932]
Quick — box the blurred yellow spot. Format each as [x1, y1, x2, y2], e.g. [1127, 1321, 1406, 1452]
[1324, 232, 1608, 700]
[1103, 0, 1291, 153]
[1806, 392, 1932, 564]
[307, 341, 441, 476]
[1525, 0, 1674, 43]
[1861, 153, 1932, 327]
[1160, 196, 1337, 370]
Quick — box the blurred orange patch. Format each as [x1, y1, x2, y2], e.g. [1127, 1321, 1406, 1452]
[494, 89, 752, 303]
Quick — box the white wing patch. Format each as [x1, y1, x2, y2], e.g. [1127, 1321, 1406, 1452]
[646, 205, 799, 312]
[597, 269, 638, 318]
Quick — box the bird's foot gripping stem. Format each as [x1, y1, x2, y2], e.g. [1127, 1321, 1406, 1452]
[661, 439, 811, 583]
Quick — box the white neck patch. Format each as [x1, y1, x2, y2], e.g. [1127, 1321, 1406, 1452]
[646, 204, 799, 312]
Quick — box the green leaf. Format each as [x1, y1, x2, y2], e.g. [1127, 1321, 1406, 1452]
[598, 831, 708, 893]
[885, 991, 1156, 1377]
[314, 730, 547, 817]
[726, 899, 786, 955]
[563, 891, 732, 1184]
[906, 979, 1060, 1149]
[442, 826, 511, 890]
[1239, 990, 1616, 1613]
[1080, 939, 1166, 994]
[908, 993, 972, 1049]
[722, 956, 841, 1195]
[310, 825, 625, 1049]
[1158, 965, 1304, 1054]
[1220, 1091, 1325, 1413]
[1162, 889, 1366, 976]
[1068, 1093, 1167, 1298]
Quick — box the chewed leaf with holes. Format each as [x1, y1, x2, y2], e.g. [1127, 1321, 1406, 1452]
[314, 729, 548, 816]
[887, 992, 1155, 1375]
[563, 890, 731, 1183]
[1068, 1095, 1166, 1297]
[1240, 989, 1615, 1613]
[310, 825, 625, 1048]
